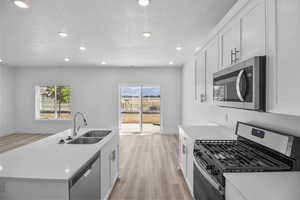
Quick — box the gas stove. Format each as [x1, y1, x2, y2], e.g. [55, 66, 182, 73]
[193, 122, 300, 200]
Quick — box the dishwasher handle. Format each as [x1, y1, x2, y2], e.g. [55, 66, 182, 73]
[69, 152, 100, 188]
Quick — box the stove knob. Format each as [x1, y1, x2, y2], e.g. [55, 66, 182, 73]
[212, 170, 220, 176]
[205, 165, 213, 170]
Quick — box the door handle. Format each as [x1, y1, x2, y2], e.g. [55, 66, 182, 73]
[236, 69, 245, 102]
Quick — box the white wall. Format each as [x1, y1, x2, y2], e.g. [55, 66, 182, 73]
[14, 67, 182, 134]
[0, 65, 15, 136]
[182, 59, 300, 137]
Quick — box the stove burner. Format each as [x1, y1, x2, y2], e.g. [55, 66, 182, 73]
[195, 140, 291, 171]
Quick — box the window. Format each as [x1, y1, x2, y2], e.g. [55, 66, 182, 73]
[35, 86, 72, 120]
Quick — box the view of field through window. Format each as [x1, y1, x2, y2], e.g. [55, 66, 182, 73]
[36, 86, 72, 120]
[120, 86, 160, 133]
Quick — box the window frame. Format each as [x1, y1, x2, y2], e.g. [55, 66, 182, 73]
[35, 85, 72, 121]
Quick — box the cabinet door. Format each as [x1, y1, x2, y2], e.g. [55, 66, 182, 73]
[220, 21, 240, 68]
[179, 135, 188, 177]
[205, 38, 219, 103]
[110, 141, 119, 186]
[101, 142, 111, 200]
[185, 138, 194, 193]
[241, 1, 266, 60]
[195, 51, 206, 102]
[271, 0, 300, 116]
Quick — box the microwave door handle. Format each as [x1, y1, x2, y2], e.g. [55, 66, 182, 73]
[236, 69, 245, 102]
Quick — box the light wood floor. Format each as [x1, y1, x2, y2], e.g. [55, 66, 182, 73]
[0, 133, 192, 200]
[0, 133, 49, 154]
[110, 134, 193, 200]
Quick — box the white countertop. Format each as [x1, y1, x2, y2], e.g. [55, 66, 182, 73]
[179, 123, 236, 140]
[0, 128, 116, 181]
[224, 172, 300, 200]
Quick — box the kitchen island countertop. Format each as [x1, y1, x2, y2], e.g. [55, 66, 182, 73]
[0, 128, 117, 181]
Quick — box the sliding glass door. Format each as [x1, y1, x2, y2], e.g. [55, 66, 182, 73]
[120, 85, 161, 133]
[141, 86, 161, 133]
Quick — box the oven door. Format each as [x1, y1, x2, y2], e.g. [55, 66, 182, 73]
[193, 158, 224, 200]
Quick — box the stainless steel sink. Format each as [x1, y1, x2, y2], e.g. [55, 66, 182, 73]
[82, 130, 111, 138]
[68, 137, 103, 144]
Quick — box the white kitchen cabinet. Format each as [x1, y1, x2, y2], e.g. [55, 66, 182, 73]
[268, 0, 300, 116]
[179, 132, 188, 178]
[194, 51, 206, 103]
[205, 38, 219, 103]
[178, 128, 193, 194]
[194, 37, 219, 104]
[240, 0, 266, 60]
[101, 133, 119, 200]
[220, 21, 240, 68]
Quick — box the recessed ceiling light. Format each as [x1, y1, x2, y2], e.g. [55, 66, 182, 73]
[13, 0, 29, 8]
[142, 32, 152, 38]
[195, 47, 201, 52]
[64, 58, 70, 62]
[79, 46, 87, 51]
[176, 46, 183, 51]
[58, 32, 68, 38]
[169, 61, 174, 65]
[101, 61, 107, 65]
[138, 0, 150, 7]
[0, 59, 2, 63]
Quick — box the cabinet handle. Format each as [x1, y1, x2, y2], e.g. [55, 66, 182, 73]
[234, 48, 240, 63]
[182, 144, 186, 154]
[111, 150, 116, 161]
[200, 94, 206, 102]
[230, 49, 234, 64]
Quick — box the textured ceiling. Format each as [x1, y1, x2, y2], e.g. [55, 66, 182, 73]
[0, 0, 237, 67]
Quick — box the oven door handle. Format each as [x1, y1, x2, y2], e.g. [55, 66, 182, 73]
[236, 69, 245, 102]
[193, 157, 224, 195]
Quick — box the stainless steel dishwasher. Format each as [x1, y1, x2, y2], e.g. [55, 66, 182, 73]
[69, 152, 101, 200]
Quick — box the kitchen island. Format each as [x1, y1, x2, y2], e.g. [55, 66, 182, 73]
[0, 128, 119, 200]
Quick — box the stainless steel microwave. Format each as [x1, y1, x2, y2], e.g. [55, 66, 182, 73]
[213, 56, 266, 111]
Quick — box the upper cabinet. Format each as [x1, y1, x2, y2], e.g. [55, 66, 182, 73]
[193, 0, 300, 116]
[220, 21, 241, 68]
[240, 1, 266, 60]
[205, 38, 219, 103]
[220, 0, 266, 68]
[194, 37, 219, 103]
[194, 50, 207, 103]
[268, 0, 300, 116]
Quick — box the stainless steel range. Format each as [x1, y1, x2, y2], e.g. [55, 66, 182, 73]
[193, 122, 300, 200]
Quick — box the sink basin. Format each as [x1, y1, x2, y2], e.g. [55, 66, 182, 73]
[68, 137, 103, 144]
[82, 130, 111, 138]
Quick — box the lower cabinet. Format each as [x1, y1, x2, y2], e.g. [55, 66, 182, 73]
[178, 128, 194, 195]
[101, 134, 119, 200]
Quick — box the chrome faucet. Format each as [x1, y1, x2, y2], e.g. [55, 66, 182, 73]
[73, 112, 88, 137]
